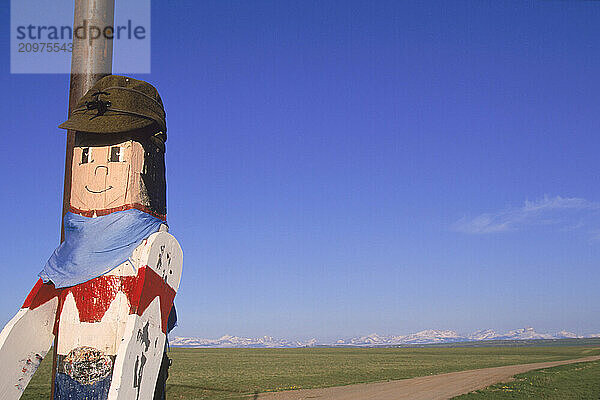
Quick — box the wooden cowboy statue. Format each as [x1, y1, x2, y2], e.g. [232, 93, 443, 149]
[0, 75, 183, 400]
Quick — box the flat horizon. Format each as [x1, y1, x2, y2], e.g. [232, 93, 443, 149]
[1, 1, 599, 339]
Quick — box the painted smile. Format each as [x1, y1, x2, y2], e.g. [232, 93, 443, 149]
[85, 185, 113, 194]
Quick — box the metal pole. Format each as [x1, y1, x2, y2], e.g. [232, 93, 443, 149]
[61, 0, 115, 241]
[53, 1, 114, 397]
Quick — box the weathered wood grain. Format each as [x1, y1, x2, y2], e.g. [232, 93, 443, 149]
[70, 133, 166, 220]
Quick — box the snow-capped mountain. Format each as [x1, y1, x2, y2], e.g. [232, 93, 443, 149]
[469, 329, 499, 341]
[170, 327, 599, 348]
[553, 331, 581, 339]
[170, 335, 317, 348]
[334, 333, 407, 346]
[492, 327, 554, 340]
[402, 330, 465, 344]
[332, 330, 466, 346]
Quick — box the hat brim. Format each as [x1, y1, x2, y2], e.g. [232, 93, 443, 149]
[58, 110, 159, 134]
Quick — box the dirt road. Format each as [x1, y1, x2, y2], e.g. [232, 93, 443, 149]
[256, 355, 600, 400]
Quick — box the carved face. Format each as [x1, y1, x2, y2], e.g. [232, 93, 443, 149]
[69, 133, 166, 217]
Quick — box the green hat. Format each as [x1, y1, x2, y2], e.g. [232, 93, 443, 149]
[58, 75, 167, 140]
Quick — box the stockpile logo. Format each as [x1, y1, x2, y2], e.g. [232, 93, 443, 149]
[11, 0, 150, 74]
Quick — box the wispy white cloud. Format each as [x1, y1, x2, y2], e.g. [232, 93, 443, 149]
[453, 196, 600, 234]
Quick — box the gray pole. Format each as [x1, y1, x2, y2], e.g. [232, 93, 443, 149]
[60, 0, 115, 241]
[53, 1, 114, 398]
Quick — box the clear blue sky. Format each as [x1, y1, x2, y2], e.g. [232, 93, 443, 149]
[1, 1, 600, 340]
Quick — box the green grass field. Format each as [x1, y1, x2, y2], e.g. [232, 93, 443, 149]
[453, 360, 600, 399]
[22, 345, 600, 399]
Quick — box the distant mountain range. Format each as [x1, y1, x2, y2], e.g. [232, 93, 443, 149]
[170, 327, 600, 348]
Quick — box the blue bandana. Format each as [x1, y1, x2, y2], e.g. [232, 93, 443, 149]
[39, 209, 164, 288]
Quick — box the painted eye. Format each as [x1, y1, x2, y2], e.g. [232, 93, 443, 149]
[81, 147, 91, 164]
[109, 146, 122, 162]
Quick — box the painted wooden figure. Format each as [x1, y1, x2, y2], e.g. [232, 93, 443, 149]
[0, 76, 182, 400]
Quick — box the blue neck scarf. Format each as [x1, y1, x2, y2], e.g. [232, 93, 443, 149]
[40, 209, 164, 288]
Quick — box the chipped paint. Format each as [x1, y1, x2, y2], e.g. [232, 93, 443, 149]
[0, 230, 181, 399]
[15, 353, 44, 391]
[70, 203, 166, 221]
[133, 353, 146, 400]
[0, 297, 57, 399]
[107, 298, 166, 400]
[52, 232, 181, 399]
[44, 265, 175, 333]
[59, 276, 138, 324]
[60, 347, 114, 385]
[0, 99, 178, 399]
[137, 322, 151, 351]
